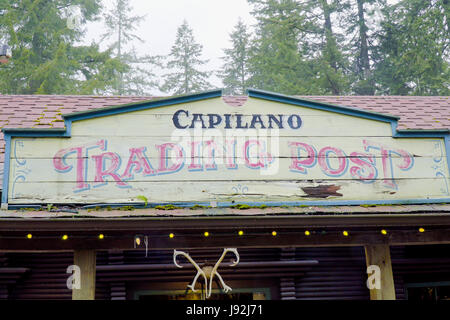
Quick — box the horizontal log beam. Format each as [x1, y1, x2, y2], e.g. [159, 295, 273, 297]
[0, 268, 29, 274]
[97, 260, 319, 271]
[1, 213, 450, 232]
[97, 273, 307, 283]
[1, 229, 450, 251]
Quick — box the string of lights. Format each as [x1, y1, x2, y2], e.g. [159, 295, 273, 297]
[0, 226, 432, 242]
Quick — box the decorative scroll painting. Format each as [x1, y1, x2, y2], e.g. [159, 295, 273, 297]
[5, 93, 450, 205]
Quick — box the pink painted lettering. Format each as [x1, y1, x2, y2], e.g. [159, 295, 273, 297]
[204, 140, 217, 170]
[53, 140, 105, 192]
[120, 147, 155, 180]
[156, 143, 184, 174]
[188, 141, 202, 171]
[349, 152, 377, 182]
[392, 148, 414, 170]
[225, 139, 237, 169]
[244, 139, 273, 169]
[363, 140, 414, 189]
[289, 142, 317, 174]
[318, 146, 348, 177]
[92, 152, 129, 187]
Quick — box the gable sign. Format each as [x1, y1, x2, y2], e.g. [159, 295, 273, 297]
[2, 89, 450, 207]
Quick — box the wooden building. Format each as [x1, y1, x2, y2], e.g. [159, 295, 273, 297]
[0, 89, 450, 300]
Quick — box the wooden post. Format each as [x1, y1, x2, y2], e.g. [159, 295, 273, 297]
[364, 244, 396, 300]
[72, 250, 96, 300]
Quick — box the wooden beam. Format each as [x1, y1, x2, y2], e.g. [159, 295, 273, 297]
[96, 260, 319, 271]
[2, 214, 450, 232]
[364, 244, 396, 300]
[72, 250, 96, 300]
[2, 229, 450, 251]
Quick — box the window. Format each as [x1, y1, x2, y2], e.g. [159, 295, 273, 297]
[406, 283, 450, 301]
[134, 289, 270, 300]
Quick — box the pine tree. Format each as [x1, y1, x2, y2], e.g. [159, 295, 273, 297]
[374, 0, 449, 95]
[247, 0, 318, 94]
[340, 0, 384, 95]
[315, 0, 351, 95]
[247, 0, 350, 95]
[101, 0, 160, 95]
[160, 20, 212, 95]
[0, 0, 124, 94]
[219, 19, 251, 95]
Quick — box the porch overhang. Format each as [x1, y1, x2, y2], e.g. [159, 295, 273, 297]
[1, 205, 450, 251]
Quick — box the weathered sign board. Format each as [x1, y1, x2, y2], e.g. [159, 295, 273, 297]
[2, 89, 450, 207]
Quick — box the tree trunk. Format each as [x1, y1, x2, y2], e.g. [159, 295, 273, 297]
[320, 0, 337, 71]
[357, 0, 374, 94]
[118, 2, 123, 96]
[320, 0, 341, 95]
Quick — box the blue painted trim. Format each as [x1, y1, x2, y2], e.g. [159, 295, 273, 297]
[103, 197, 450, 207]
[1, 134, 11, 205]
[62, 90, 223, 122]
[6, 197, 450, 211]
[155, 197, 450, 207]
[7, 204, 43, 210]
[247, 88, 400, 122]
[1, 88, 450, 207]
[445, 136, 450, 177]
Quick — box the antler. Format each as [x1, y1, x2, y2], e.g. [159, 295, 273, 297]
[173, 249, 207, 294]
[207, 248, 240, 298]
[227, 248, 240, 266]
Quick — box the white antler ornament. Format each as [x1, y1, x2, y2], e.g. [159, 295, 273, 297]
[173, 248, 240, 300]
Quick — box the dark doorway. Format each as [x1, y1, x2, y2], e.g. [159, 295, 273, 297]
[139, 292, 254, 300]
[407, 284, 450, 301]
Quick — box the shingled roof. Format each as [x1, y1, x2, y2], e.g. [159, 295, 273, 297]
[0, 94, 449, 189]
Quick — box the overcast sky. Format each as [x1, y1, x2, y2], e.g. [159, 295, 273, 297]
[82, 0, 398, 95]
[84, 0, 257, 94]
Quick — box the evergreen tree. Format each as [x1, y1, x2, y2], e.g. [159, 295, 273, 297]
[101, 0, 160, 95]
[247, 0, 350, 95]
[160, 20, 212, 95]
[0, 0, 124, 94]
[219, 19, 251, 95]
[374, 0, 449, 95]
[315, 0, 351, 95]
[247, 0, 319, 94]
[340, 0, 386, 95]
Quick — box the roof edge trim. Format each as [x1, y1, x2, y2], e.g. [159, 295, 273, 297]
[1, 128, 67, 134]
[246, 88, 401, 122]
[62, 89, 223, 120]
